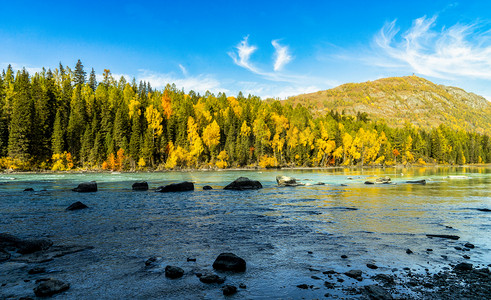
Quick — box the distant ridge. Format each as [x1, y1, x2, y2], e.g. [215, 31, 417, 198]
[285, 76, 491, 135]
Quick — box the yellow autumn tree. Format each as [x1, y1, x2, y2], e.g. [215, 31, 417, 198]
[202, 120, 221, 155]
[216, 150, 229, 169]
[187, 116, 204, 167]
[145, 104, 163, 137]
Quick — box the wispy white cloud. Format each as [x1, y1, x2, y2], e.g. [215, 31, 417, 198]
[178, 64, 188, 76]
[228, 35, 258, 73]
[1, 62, 43, 75]
[272, 40, 292, 71]
[373, 15, 491, 80]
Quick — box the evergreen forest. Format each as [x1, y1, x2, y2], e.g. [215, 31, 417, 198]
[0, 61, 490, 171]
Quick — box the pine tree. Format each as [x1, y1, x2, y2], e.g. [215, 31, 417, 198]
[88, 68, 97, 91]
[74, 59, 86, 86]
[8, 69, 33, 161]
[67, 85, 86, 160]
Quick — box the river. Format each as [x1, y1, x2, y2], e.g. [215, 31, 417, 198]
[1, 166, 490, 299]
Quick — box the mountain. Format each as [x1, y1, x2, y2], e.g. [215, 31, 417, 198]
[284, 76, 491, 135]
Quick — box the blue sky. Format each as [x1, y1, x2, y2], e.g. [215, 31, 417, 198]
[1, 0, 491, 100]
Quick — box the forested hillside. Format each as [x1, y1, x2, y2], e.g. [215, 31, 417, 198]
[286, 76, 491, 136]
[0, 61, 490, 171]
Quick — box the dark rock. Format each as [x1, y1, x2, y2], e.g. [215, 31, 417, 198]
[367, 263, 378, 269]
[455, 247, 462, 250]
[307, 251, 313, 254]
[427, 249, 433, 252]
[364, 284, 393, 300]
[165, 265, 184, 279]
[276, 175, 303, 187]
[463, 255, 470, 259]
[426, 234, 460, 240]
[28, 267, 46, 274]
[132, 181, 148, 191]
[24, 188, 34, 192]
[213, 252, 246, 272]
[341, 255, 348, 259]
[239, 283, 247, 289]
[311, 275, 321, 280]
[297, 284, 309, 289]
[187, 257, 196, 262]
[202, 185, 213, 190]
[323, 270, 336, 275]
[145, 256, 161, 266]
[364, 181, 375, 185]
[156, 181, 194, 192]
[33, 278, 70, 297]
[464, 243, 475, 249]
[66, 201, 88, 211]
[17, 239, 53, 254]
[405, 180, 426, 185]
[324, 281, 335, 289]
[223, 285, 237, 296]
[72, 181, 97, 192]
[476, 208, 490, 212]
[406, 248, 413, 254]
[199, 274, 224, 284]
[337, 278, 344, 283]
[345, 269, 363, 279]
[373, 274, 395, 285]
[223, 177, 262, 190]
[454, 262, 473, 271]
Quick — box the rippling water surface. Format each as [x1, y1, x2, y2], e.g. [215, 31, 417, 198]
[1, 167, 490, 299]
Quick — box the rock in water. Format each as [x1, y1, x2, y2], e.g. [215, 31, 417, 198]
[223, 177, 262, 190]
[345, 270, 363, 280]
[33, 279, 70, 297]
[203, 185, 213, 190]
[66, 201, 88, 211]
[276, 176, 301, 187]
[199, 274, 224, 284]
[364, 285, 393, 300]
[375, 177, 391, 184]
[24, 188, 34, 192]
[72, 182, 97, 192]
[132, 181, 149, 191]
[426, 234, 460, 240]
[156, 181, 194, 192]
[165, 265, 184, 279]
[454, 262, 473, 271]
[0, 233, 53, 254]
[213, 253, 246, 272]
[223, 285, 237, 296]
[405, 180, 426, 185]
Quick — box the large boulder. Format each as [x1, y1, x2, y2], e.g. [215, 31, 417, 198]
[156, 181, 194, 192]
[72, 182, 97, 192]
[66, 201, 88, 211]
[276, 176, 303, 187]
[33, 278, 70, 297]
[132, 181, 149, 191]
[213, 252, 246, 272]
[375, 177, 391, 184]
[223, 177, 262, 190]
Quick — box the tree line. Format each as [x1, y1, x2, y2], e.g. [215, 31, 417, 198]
[0, 60, 490, 171]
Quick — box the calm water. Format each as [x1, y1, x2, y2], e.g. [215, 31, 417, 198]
[1, 167, 490, 299]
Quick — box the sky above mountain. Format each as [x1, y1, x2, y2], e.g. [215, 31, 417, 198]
[1, 0, 491, 100]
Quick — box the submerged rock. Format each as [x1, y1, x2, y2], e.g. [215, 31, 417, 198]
[426, 234, 460, 240]
[132, 181, 149, 191]
[222, 285, 237, 296]
[405, 180, 426, 185]
[363, 284, 393, 300]
[72, 182, 97, 192]
[0, 233, 53, 254]
[165, 265, 184, 279]
[224, 177, 262, 190]
[0, 249, 10, 262]
[375, 177, 391, 184]
[28, 267, 46, 274]
[156, 181, 194, 192]
[199, 274, 225, 284]
[276, 176, 303, 187]
[66, 201, 88, 211]
[345, 270, 363, 280]
[213, 252, 246, 272]
[24, 188, 34, 192]
[454, 262, 473, 271]
[33, 278, 70, 297]
[367, 263, 378, 269]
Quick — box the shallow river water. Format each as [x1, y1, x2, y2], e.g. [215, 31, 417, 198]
[0, 167, 490, 299]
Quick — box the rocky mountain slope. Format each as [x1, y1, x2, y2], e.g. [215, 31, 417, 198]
[285, 76, 491, 135]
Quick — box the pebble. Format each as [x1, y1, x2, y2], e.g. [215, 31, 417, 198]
[406, 249, 413, 254]
[367, 264, 378, 269]
[341, 255, 348, 259]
